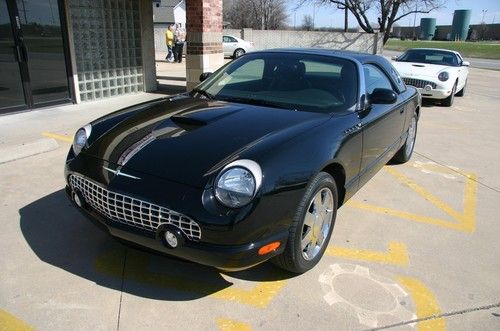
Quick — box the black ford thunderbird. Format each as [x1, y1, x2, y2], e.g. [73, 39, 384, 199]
[65, 49, 420, 273]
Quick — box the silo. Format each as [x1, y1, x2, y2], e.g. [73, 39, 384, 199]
[450, 10, 472, 41]
[419, 18, 436, 40]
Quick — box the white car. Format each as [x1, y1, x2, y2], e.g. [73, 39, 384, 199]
[392, 48, 469, 106]
[223, 35, 254, 58]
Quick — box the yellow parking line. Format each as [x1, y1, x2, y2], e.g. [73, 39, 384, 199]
[42, 132, 73, 143]
[347, 167, 477, 233]
[325, 241, 409, 266]
[217, 318, 252, 331]
[385, 167, 464, 222]
[0, 309, 33, 331]
[95, 248, 287, 309]
[212, 280, 287, 308]
[397, 277, 446, 331]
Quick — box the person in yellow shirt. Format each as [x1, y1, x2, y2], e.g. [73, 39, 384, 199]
[165, 25, 174, 62]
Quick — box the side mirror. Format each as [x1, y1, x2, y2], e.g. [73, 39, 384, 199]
[391, 55, 399, 61]
[462, 61, 470, 67]
[369, 88, 397, 104]
[199, 72, 212, 82]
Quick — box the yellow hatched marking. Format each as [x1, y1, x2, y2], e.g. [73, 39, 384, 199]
[95, 248, 286, 309]
[325, 241, 409, 266]
[398, 277, 446, 331]
[347, 167, 478, 233]
[217, 318, 252, 331]
[42, 132, 73, 143]
[0, 309, 33, 331]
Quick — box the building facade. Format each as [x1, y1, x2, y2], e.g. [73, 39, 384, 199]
[0, 0, 156, 115]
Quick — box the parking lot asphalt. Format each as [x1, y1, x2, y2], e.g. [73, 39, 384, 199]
[1, 65, 500, 330]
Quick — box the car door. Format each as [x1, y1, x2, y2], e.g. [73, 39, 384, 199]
[358, 63, 406, 187]
[223, 36, 238, 56]
[457, 54, 469, 89]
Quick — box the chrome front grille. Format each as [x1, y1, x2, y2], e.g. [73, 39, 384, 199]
[69, 174, 201, 241]
[402, 78, 437, 89]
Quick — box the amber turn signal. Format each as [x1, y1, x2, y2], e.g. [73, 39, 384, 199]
[258, 241, 281, 255]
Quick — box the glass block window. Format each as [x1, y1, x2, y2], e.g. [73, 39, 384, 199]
[69, 0, 143, 102]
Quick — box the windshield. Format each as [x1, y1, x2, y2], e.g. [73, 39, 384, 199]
[195, 53, 358, 113]
[397, 49, 460, 66]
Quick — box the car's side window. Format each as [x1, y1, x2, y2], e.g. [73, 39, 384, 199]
[223, 36, 229, 43]
[363, 64, 394, 94]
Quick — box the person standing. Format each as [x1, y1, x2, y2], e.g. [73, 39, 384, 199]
[165, 25, 174, 62]
[174, 23, 186, 63]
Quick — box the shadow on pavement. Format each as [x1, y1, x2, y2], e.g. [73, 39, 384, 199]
[19, 189, 295, 301]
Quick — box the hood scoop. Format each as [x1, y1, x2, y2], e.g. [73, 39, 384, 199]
[170, 115, 207, 130]
[412, 64, 425, 67]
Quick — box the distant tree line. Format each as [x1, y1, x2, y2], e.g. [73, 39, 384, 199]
[223, 0, 288, 30]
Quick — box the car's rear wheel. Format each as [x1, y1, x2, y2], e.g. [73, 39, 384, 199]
[442, 82, 457, 106]
[272, 172, 337, 273]
[456, 80, 466, 97]
[233, 48, 245, 58]
[391, 110, 418, 164]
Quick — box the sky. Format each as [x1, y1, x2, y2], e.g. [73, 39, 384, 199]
[287, 0, 500, 29]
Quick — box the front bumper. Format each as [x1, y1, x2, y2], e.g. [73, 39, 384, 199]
[417, 87, 453, 99]
[65, 185, 289, 270]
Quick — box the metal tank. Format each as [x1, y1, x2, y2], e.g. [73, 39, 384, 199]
[419, 18, 436, 40]
[450, 10, 472, 41]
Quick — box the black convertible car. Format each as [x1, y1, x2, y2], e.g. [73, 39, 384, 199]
[66, 49, 420, 273]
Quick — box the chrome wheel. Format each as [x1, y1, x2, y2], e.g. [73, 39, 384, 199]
[405, 116, 417, 157]
[301, 187, 334, 260]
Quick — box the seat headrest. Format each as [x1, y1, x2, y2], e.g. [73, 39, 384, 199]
[274, 61, 306, 78]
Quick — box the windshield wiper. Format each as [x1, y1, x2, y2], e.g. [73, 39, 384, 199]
[217, 96, 297, 111]
[192, 88, 215, 100]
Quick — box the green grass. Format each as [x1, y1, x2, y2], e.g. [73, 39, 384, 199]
[385, 39, 500, 59]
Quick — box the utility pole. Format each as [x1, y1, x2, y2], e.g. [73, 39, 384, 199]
[412, 2, 418, 40]
[312, 3, 316, 30]
[481, 9, 487, 24]
[344, 0, 348, 32]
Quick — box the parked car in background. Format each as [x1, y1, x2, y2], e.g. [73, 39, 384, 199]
[392, 48, 469, 106]
[223, 35, 253, 58]
[66, 49, 420, 274]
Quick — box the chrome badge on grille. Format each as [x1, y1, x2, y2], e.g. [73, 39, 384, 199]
[103, 166, 141, 180]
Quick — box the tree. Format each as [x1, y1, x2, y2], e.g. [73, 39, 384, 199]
[223, 0, 288, 30]
[302, 14, 314, 31]
[301, 0, 443, 44]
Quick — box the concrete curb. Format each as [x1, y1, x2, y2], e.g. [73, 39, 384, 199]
[0, 138, 59, 165]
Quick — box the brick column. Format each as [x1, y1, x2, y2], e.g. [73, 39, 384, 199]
[185, 0, 224, 91]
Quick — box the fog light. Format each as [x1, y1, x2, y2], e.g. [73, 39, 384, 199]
[164, 231, 178, 248]
[73, 190, 85, 208]
[424, 85, 432, 91]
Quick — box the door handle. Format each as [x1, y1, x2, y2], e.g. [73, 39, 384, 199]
[400, 107, 404, 114]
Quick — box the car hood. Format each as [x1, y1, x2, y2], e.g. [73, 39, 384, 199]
[393, 61, 451, 79]
[84, 96, 328, 188]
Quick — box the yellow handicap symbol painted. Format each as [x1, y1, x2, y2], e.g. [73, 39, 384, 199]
[95, 248, 287, 309]
[347, 165, 478, 233]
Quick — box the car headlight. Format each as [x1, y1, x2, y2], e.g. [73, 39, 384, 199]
[438, 71, 449, 81]
[72, 124, 92, 156]
[214, 159, 262, 208]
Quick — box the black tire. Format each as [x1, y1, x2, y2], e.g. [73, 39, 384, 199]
[391, 110, 418, 164]
[233, 48, 245, 58]
[442, 82, 457, 107]
[456, 80, 466, 97]
[272, 172, 338, 273]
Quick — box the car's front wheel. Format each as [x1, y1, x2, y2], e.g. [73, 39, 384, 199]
[233, 48, 245, 58]
[272, 172, 338, 273]
[442, 82, 457, 107]
[456, 79, 466, 97]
